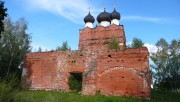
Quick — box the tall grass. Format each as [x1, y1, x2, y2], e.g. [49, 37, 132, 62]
[0, 73, 20, 102]
[10, 90, 180, 102]
[1, 74, 179, 102]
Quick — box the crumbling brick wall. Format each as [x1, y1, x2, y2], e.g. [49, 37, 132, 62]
[95, 48, 151, 98]
[24, 52, 57, 90]
[79, 25, 126, 50]
[23, 23, 151, 98]
[23, 47, 150, 98]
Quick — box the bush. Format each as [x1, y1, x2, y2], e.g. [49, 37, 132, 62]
[0, 73, 20, 101]
[127, 38, 144, 48]
[131, 38, 144, 48]
[108, 37, 120, 50]
[0, 81, 14, 101]
[21, 75, 31, 89]
[68, 73, 82, 92]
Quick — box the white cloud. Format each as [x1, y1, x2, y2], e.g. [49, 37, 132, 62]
[21, 0, 163, 24]
[26, 0, 93, 24]
[127, 42, 157, 53]
[143, 43, 157, 53]
[122, 16, 161, 22]
[126, 42, 132, 45]
[126, 42, 132, 47]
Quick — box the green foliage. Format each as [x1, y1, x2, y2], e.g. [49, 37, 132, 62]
[6, 90, 180, 102]
[21, 75, 31, 89]
[0, 73, 19, 102]
[56, 41, 71, 51]
[0, 17, 31, 82]
[151, 90, 180, 102]
[131, 38, 144, 48]
[108, 37, 120, 50]
[68, 73, 82, 92]
[0, 81, 12, 101]
[151, 38, 180, 90]
[0, 0, 8, 38]
[37, 47, 42, 52]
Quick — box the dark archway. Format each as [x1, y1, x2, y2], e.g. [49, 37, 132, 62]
[68, 73, 82, 92]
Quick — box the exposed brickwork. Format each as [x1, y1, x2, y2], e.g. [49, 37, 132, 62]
[24, 52, 57, 90]
[95, 48, 151, 98]
[23, 25, 151, 98]
[79, 25, 126, 50]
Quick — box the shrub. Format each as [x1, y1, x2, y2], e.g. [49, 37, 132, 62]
[131, 38, 144, 48]
[68, 73, 82, 92]
[0, 73, 20, 101]
[21, 75, 31, 89]
[108, 37, 120, 50]
[0, 80, 14, 101]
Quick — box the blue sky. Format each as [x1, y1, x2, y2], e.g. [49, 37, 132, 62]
[5, 0, 180, 52]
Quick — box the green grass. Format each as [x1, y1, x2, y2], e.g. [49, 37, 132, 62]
[9, 90, 180, 102]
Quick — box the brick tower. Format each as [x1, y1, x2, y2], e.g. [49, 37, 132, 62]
[79, 8, 126, 50]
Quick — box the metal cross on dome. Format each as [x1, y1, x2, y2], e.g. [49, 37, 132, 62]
[103, 0, 117, 10]
[103, 0, 106, 10]
[114, 0, 117, 8]
[88, 6, 91, 12]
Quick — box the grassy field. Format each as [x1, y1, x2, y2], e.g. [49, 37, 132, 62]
[10, 90, 180, 102]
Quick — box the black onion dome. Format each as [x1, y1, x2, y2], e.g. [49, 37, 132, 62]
[97, 14, 100, 23]
[84, 12, 95, 23]
[96, 9, 111, 23]
[110, 8, 120, 20]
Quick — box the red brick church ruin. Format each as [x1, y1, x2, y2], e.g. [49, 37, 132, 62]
[23, 7, 151, 98]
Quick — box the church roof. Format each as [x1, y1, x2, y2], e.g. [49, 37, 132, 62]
[110, 8, 120, 20]
[97, 9, 111, 23]
[84, 12, 95, 23]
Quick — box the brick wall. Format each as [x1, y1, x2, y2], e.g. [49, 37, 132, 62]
[23, 47, 151, 98]
[79, 25, 126, 50]
[95, 48, 151, 98]
[24, 52, 57, 90]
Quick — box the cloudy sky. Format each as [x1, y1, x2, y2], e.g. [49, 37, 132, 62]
[5, 0, 180, 53]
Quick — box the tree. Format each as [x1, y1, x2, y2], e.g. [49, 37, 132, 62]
[108, 37, 120, 50]
[151, 38, 180, 90]
[168, 40, 180, 90]
[131, 38, 144, 48]
[151, 39, 169, 89]
[0, 17, 31, 81]
[56, 41, 71, 51]
[37, 47, 42, 52]
[0, 0, 8, 38]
